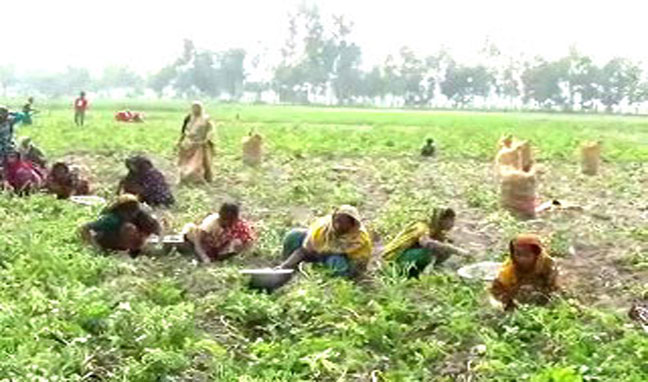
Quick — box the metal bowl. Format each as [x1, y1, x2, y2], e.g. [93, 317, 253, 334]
[457, 261, 502, 281]
[240, 268, 294, 291]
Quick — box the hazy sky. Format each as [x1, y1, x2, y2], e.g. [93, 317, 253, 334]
[4, 0, 648, 75]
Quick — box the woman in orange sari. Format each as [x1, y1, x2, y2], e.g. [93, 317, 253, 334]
[491, 234, 559, 310]
[177, 101, 214, 183]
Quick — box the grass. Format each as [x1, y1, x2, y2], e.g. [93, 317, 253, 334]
[0, 103, 647, 381]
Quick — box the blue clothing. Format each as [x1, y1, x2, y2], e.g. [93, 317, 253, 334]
[0, 118, 17, 157]
[282, 228, 353, 277]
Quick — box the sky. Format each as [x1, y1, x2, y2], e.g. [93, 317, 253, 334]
[3, 0, 648, 76]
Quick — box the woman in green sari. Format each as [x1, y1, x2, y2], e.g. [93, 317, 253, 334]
[382, 208, 468, 278]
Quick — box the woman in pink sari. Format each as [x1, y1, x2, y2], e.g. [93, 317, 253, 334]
[2, 151, 45, 195]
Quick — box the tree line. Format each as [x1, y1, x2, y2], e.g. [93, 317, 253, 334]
[1, 3, 647, 113]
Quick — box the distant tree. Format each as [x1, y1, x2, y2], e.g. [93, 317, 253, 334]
[441, 62, 493, 107]
[148, 65, 177, 97]
[217, 49, 247, 99]
[329, 15, 363, 105]
[600, 57, 643, 112]
[100, 66, 143, 91]
[521, 58, 569, 109]
[562, 48, 601, 111]
[62, 67, 92, 94]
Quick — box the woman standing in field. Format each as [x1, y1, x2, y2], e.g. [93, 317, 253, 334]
[177, 101, 214, 183]
[278, 205, 373, 278]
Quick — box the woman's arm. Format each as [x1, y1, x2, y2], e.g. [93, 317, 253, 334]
[418, 236, 470, 257]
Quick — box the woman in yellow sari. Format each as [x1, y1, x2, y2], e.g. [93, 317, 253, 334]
[278, 205, 373, 277]
[491, 234, 559, 310]
[177, 101, 214, 183]
[382, 208, 468, 278]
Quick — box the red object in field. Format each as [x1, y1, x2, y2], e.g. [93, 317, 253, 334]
[115, 110, 144, 123]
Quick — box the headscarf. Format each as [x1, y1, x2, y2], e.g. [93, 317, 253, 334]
[495, 234, 554, 290]
[125, 155, 175, 206]
[303, 205, 373, 265]
[381, 207, 453, 260]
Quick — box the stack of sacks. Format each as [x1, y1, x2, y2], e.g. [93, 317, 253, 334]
[581, 141, 601, 176]
[495, 135, 539, 218]
[500, 166, 538, 218]
[495, 135, 534, 175]
[242, 132, 263, 166]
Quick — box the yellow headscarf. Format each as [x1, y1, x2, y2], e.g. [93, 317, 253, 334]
[494, 234, 555, 290]
[303, 205, 373, 265]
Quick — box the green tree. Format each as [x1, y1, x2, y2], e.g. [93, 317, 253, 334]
[521, 58, 569, 109]
[600, 57, 643, 112]
[217, 49, 247, 100]
[100, 66, 143, 91]
[441, 62, 493, 107]
[148, 65, 177, 97]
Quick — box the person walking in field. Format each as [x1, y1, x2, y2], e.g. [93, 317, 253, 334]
[74, 92, 88, 126]
[21, 97, 37, 125]
[177, 101, 214, 183]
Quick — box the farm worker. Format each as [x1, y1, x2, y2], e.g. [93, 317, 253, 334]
[177, 101, 214, 183]
[46, 162, 90, 199]
[0, 106, 19, 158]
[421, 138, 436, 157]
[74, 91, 88, 126]
[179, 202, 256, 263]
[17, 137, 47, 169]
[117, 155, 175, 207]
[20, 97, 37, 125]
[278, 205, 373, 278]
[382, 207, 468, 278]
[118, 155, 175, 207]
[1, 150, 45, 195]
[80, 194, 161, 258]
[491, 234, 559, 311]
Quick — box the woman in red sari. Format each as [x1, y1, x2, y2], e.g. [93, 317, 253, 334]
[2, 151, 44, 195]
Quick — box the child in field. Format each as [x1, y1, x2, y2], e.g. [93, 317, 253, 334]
[74, 92, 88, 126]
[278, 205, 373, 278]
[21, 97, 37, 125]
[382, 208, 469, 278]
[80, 194, 161, 257]
[118, 155, 175, 207]
[180, 202, 256, 263]
[491, 234, 559, 311]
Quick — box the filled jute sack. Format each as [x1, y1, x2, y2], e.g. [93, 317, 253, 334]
[581, 141, 601, 176]
[500, 167, 538, 218]
[242, 133, 263, 166]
